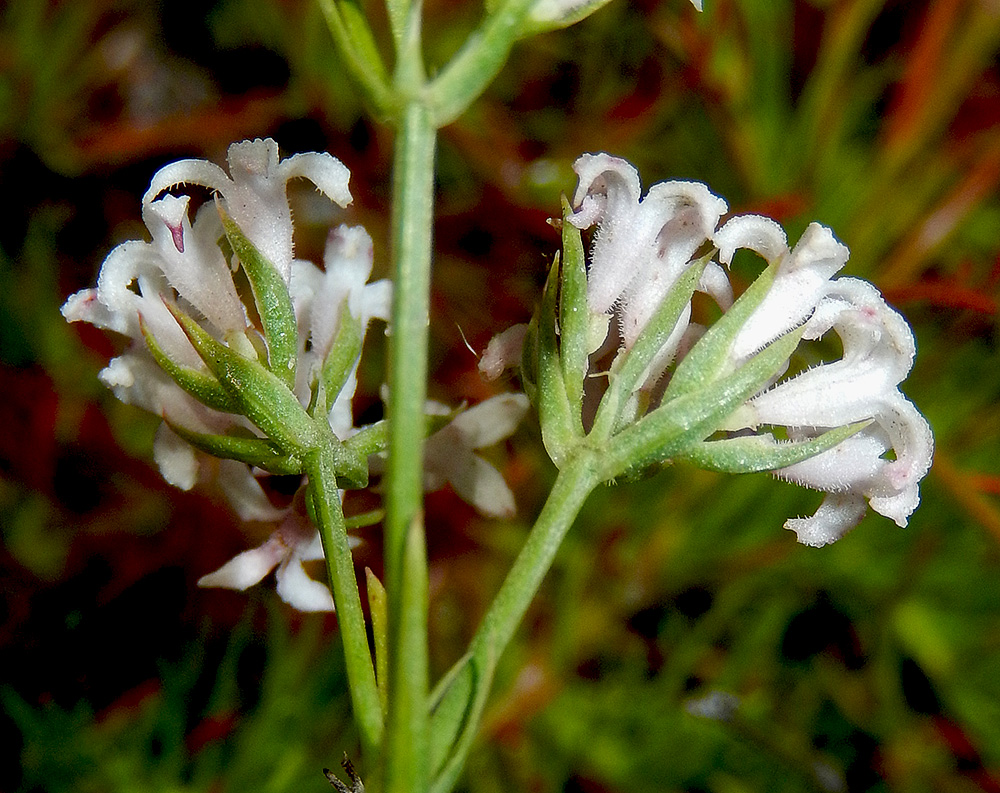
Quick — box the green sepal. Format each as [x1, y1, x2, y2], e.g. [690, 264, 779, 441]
[139, 314, 239, 414]
[347, 509, 385, 530]
[558, 196, 589, 416]
[365, 566, 389, 718]
[538, 253, 582, 465]
[520, 314, 539, 407]
[217, 202, 299, 391]
[165, 420, 304, 475]
[663, 259, 779, 402]
[590, 253, 711, 441]
[604, 326, 805, 479]
[317, 300, 363, 417]
[679, 421, 870, 474]
[166, 302, 320, 456]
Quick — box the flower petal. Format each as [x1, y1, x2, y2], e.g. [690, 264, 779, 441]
[449, 393, 530, 449]
[198, 535, 285, 590]
[448, 453, 519, 519]
[153, 423, 199, 490]
[278, 151, 353, 209]
[730, 222, 849, 363]
[785, 492, 868, 547]
[712, 214, 788, 267]
[275, 556, 335, 611]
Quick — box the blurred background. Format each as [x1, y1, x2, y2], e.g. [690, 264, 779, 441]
[2, 0, 1000, 791]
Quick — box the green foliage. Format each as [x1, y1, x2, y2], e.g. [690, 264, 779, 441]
[9, 610, 356, 793]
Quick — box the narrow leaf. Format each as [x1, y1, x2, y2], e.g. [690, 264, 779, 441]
[663, 259, 779, 401]
[679, 421, 870, 473]
[605, 327, 804, 477]
[538, 253, 582, 465]
[139, 314, 239, 414]
[318, 301, 363, 417]
[429, 643, 498, 793]
[165, 420, 303, 475]
[165, 301, 320, 455]
[591, 254, 709, 440]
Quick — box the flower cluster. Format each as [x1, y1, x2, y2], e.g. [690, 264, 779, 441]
[485, 153, 932, 546]
[63, 139, 525, 609]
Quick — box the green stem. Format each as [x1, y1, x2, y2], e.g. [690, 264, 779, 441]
[383, 100, 437, 793]
[317, 0, 396, 118]
[470, 452, 600, 667]
[429, 452, 601, 791]
[307, 448, 383, 762]
[426, 0, 536, 126]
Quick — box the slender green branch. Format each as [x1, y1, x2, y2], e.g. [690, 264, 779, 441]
[317, 0, 397, 118]
[468, 451, 600, 664]
[429, 452, 601, 790]
[307, 447, 383, 761]
[426, 0, 537, 126]
[383, 100, 437, 793]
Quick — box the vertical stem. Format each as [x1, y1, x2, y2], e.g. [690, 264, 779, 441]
[384, 100, 436, 793]
[308, 449, 383, 762]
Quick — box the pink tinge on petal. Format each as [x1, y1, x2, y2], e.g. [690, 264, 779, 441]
[479, 325, 528, 381]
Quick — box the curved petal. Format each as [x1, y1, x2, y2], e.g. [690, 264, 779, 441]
[278, 151, 353, 208]
[712, 214, 788, 267]
[144, 196, 246, 335]
[153, 423, 199, 490]
[569, 154, 643, 313]
[216, 459, 290, 522]
[143, 158, 232, 206]
[449, 393, 530, 449]
[731, 223, 849, 363]
[785, 492, 868, 547]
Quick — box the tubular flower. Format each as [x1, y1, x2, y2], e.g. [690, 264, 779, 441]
[62, 140, 375, 517]
[499, 152, 933, 545]
[63, 139, 529, 608]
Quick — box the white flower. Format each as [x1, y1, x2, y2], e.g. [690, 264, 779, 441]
[62, 140, 383, 521]
[424, 393, 530, 518]
[479, 324, 528, 381]
[740, 279, 933, 545]
[569, 153, 729, 353]
[555, 153, 933, 545]
[144, 138, 352, 283]
[289, 225, 392, 435]
[716, 218, 850, 366]
[198, 515, 357, 611]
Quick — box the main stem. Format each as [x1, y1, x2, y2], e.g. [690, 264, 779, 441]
[384, 100, 436, 793]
